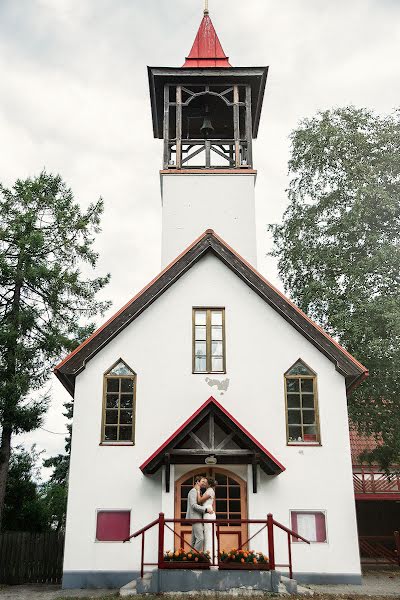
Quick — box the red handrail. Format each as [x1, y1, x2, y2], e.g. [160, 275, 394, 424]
[272, 517, 310, 544]
[130, 513, 309, 579]
[123, 517, 160, 542]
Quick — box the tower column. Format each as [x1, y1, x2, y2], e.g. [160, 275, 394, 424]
[160, 172, 257, 268]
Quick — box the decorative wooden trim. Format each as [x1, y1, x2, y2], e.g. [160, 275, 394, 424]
[245, 85, 253, 167]
[140, 396, 285, 475]
[176, 85, 182, 168]
[233, 85, 240, 168]
[147, 66, 269, 140]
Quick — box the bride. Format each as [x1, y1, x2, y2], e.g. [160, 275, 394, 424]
[197, 477, 217, 558]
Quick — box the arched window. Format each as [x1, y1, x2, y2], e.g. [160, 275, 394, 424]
[285, 360, 320, 445]
[102, 359, 136, 444]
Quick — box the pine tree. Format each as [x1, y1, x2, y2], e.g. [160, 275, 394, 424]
[0, 171, 110, 529]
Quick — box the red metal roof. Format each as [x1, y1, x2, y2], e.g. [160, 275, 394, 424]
[140, 396, 285, 473]
[183, 13, 231, 68]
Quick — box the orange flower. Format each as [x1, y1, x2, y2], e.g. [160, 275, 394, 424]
[241, 558, 245, 563]
[183, 557, 187, 561]
[188, 553, 192, 559]
[253, 558, 257, 564]
[174, 551, 179, 557]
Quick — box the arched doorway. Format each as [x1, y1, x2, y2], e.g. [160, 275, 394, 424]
[174, 467, 248, 552]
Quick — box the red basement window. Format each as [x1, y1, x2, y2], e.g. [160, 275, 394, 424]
[96, 510, 131, 542]
[291, 511, 327, 543]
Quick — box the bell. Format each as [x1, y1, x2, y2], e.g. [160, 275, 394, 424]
[200, 107, 214, 138]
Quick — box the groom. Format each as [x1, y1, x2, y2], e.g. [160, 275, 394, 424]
[186, 476, 213, 551]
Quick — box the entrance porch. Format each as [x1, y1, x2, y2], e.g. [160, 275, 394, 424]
[120, 512, 308, 595]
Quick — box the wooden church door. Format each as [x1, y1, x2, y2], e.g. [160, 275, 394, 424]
[174, 468, 248, 553]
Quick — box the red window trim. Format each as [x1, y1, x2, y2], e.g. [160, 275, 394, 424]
[290, 510, 327, 543]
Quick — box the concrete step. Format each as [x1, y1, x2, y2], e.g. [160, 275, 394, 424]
[120, 579, 137, 597]
[280, 575, 314, 596]
[120, 569, 310, 596]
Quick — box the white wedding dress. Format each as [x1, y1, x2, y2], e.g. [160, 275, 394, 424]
[203, 487, 217, 560]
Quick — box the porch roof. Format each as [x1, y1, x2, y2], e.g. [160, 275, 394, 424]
[140, 396, 285, 478]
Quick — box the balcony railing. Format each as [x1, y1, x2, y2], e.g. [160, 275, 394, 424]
[353, 465, 400, 497]
[124, 513, 309, 580]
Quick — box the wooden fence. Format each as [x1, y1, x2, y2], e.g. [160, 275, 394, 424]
[0, 531, 64, 584]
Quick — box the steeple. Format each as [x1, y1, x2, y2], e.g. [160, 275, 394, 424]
[183, 9, 231, 68]
[147, 8, 269, 267]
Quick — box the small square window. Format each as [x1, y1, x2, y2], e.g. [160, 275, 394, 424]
[96, 510, 130, 541]
[290, 511, 327, 543]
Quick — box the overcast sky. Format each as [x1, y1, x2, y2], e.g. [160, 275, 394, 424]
[1, 0, 399, 475]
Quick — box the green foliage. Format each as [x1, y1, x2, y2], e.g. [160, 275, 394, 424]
[3, 446, 48, 531]
[0, 171, 110, 526]
[269, 107, 400, 468]
[42, 400, 73, 531]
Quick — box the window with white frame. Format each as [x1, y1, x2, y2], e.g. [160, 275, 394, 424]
[290, 511, 327, 543]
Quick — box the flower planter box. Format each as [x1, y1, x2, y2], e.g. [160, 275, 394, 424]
[218, 562, 270, 571]
[161, 561, 210, 570]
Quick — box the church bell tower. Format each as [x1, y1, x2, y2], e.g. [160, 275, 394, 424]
[148, 6, 268, 267]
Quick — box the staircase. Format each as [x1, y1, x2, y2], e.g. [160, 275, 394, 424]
[120, 569, 314, 596]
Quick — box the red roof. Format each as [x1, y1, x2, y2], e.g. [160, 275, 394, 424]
[183, 13, 231, 68]
[140, 396, 285, 474]
[350, 429, 379, 464]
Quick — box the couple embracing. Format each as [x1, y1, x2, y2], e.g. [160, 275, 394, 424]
[186, 475, 217, 555]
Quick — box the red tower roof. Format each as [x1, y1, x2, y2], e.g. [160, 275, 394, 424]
[183, 12, 231, 68]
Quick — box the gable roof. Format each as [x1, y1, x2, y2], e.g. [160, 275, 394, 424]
[183, 13, 231, 68]
[55, 230, 368, 396]
[140, 396, 285, 476]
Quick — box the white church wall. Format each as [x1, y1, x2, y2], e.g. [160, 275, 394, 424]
[160, 173, 257, 267]
[63, 253, 360, 582]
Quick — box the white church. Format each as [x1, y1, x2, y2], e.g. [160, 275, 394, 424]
[56, 7, 368, 591]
